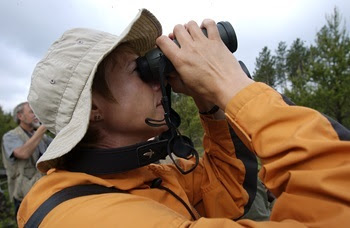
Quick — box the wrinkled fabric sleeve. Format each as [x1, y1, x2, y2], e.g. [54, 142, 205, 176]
[2, 132, 24, 162]
[197, 115, 253, 218]
[174, 105, 256, 219]
[173, 82, 349, 227]
[224, 82, 350, 227]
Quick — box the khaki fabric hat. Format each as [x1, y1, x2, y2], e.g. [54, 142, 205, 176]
[28, 9, 162, 173]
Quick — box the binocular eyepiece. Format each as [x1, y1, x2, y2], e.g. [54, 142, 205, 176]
[136, 21, 238, 83]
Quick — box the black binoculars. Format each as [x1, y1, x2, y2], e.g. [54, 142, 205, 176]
[136, 21, 238, 83]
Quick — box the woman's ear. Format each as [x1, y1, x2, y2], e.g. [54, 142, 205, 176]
[90, 96, 104, 122]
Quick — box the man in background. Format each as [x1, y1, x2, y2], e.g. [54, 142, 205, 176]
[1, 102, 52, 219]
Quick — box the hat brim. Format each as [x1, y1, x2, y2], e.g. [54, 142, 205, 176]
[36, 9, 162, 173]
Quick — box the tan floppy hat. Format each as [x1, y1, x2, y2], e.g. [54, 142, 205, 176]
[28, 9, 162, 173]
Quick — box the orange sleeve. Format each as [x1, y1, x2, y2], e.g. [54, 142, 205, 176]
[224, 82, 350, 227]
[174, 102, 258, 219]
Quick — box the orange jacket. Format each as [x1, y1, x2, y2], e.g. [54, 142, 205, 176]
[18, 83, 350, 227]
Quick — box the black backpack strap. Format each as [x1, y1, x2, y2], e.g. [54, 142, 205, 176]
[24, 184, 125, 228]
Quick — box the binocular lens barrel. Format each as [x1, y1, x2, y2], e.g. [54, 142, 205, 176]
[136, 21, 238, 83]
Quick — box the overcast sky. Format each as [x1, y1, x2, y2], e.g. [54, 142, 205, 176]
[1, 0, 349, 113]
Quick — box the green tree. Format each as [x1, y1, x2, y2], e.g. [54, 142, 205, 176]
[0, 105, 16, 227]
[285, 38, 310, 80]
[283, 38, 313, 106]
[252, 8, 350, 128]
[275, 41, 288, 91]
[0, 107, 16, 144]
[308, 7, 350, 126]
[0, 106, 17, 170]
[253, 46, 277, 87]
[172, 93, 204, 155]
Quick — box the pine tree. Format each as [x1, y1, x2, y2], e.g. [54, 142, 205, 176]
[308, 7, 350, 126]
[283, 38, 313, 106]
[275, 42, 288, 92]
[253, 46, 277, 88]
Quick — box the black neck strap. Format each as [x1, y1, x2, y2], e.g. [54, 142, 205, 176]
[66, 139, 169, 175]
[66, 55, 199, 176]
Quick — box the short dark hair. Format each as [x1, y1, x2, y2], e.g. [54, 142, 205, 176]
[91, 42, 138, 103]
[77, 42, 138, 148]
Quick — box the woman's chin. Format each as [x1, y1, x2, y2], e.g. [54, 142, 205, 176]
[148, 124, 169, 138]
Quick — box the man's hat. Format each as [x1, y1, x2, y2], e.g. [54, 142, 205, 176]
[28, 9, 162, 173]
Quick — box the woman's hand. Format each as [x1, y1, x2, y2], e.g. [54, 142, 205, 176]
[156, 19, 254, 110]
[168, 71, 225, 119]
